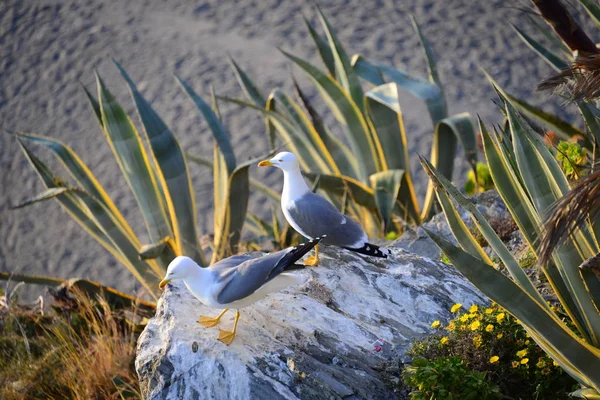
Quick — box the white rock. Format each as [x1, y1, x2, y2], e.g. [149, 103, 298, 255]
[136, 247, 486, 400]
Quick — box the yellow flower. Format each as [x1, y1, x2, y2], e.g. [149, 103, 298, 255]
[521, 358, 529, 365]
[431, 320, 441, 328]
[553, 361, 559, 367]
[516, 349, 528, 358]
[440, 336, 449, 345]
[460, 314, 469, 322]
[512, 361, 520, 368]
[468, 313, 476, 319]
[469, 304, 478, 313]
[496, 313, 505, 323]
[536, 360, 546, 368]
[489, 356, 499, 364]
[525, 340, 530, 345]
[496, 333, 503, 339]
[485, 324, 494, 332]
[470, 320, 481, 331]
[473, 335, 482, 348]
[485, 308, 493, 314]
[446, 322, 456, 331]
[525, 332, 530, 338]
[451, 303, 462, 313]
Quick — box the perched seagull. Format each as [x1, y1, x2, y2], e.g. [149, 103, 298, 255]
[258, 151, 390, 266]
[158, 236, 323, 345]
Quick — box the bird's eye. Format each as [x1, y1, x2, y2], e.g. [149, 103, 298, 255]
[278, 160, 283, 162]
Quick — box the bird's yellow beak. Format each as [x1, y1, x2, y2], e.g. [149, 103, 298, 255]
[159, 279, 171, 289]
[258, 159, 273, 167]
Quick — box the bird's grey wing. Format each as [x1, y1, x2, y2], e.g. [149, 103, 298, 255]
[215, 238, 321, 304]
[288, 193, 367, 247]
[209, 254, 257, 274]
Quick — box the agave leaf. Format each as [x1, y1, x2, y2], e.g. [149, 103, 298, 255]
[212, 157, 254, 263]
[570, 387, 600, 399]
[280, 49, 382, 180]
[96, 73, 173, 249]
[271, 89, 338, 173]
[512, 25, 569, 71]
[433, 182, 494, 264]
[265, 93, 278, 151]
[139, 237, 177, 261]
[505, 93, 586, 143]
[425, 229, 600, 392]
[577, 101, 600, 146]
[82, 85, 103, 127]
[175, 75, 237, 174]
[11, 187, 70, 209]
[17, 133, 138, 243]
[227, 58, 276, 150]
[115, 61, 204, 265]
[303, 172, 377, 209]
[369, 170, 403, 232]
[421, 113, 477, 220]
[420, 156, 547, 305]
[0, 273, 156, 312]
[213, 143, 229, 261]
[314, 4, 364, 111]
[227, 57, 266, 107]
[18, 140, 161, 299]
[526, 15, 571, 56]
[244, 213, 272, 237]
[222, 95, 321, 172]
[17, 140, 121, 262]
[579, 0, 600, 28]
[410, 15, 442, 90]
[292, 77, 359, 178]
[352, 55, 447, 125]
[479, 121, 540, 245]
[303, 16, 335, 76]
[365, 83, 421, 224]
[185, 151, 281, 203]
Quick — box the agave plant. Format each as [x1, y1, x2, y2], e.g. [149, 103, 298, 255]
[218, 5, 478, 237]
[496, 0, 600, 149]
[420, 81, 600, 397]
[12, 62, 254, 299]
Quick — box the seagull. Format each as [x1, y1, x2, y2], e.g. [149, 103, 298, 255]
[158, 236, 323, 344]
[258, 151, 390, 266]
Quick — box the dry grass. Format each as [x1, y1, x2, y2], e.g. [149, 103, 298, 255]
[0, 286, 142, 399]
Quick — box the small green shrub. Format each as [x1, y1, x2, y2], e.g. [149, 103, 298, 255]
[555, 140, 589, 180]
[402, 356, 501, 400]
[406, 302, 578, 399]
[464, 163, 494, 195]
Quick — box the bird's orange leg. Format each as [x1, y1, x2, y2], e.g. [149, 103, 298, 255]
[218, 310, 240, 345]
[304, 244, 320, 266]
[198, 308, 229, 328]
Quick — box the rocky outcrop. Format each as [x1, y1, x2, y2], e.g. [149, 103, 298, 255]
[136, 246, 486, 399]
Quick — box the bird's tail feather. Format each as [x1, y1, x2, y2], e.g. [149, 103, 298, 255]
[344, 242, 390, 258]
[276, 235, 326, 271]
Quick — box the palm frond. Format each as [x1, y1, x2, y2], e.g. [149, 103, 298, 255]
[538, 169, 600, 266]
[539, 54, 600, 101]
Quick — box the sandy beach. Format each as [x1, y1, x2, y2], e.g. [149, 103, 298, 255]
[0, 0, 593, 295]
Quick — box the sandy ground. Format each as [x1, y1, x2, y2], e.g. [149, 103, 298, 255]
[1, 0, 595, 296]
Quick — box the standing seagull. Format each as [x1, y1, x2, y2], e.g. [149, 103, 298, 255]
[258, 151, 390, 266]
[158, 236, 323, 344]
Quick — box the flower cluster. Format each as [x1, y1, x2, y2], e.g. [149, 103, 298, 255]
[409, 302, 577, 399]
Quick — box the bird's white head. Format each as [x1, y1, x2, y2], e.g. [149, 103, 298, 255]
[258, 151, 300, 172]
[159, 256, 199, 289]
